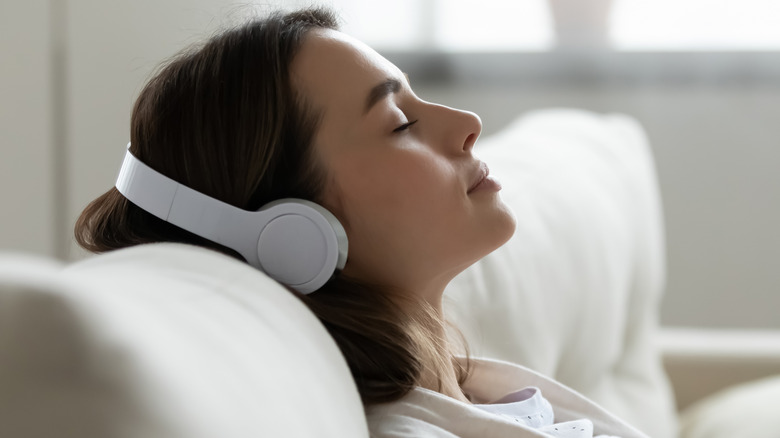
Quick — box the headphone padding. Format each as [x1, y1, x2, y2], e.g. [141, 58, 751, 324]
[255, 199, 348, 294]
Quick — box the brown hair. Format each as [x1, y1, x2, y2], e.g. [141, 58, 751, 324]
[75, 7, 467, 406]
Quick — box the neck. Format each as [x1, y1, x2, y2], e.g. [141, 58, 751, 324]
[411, 300, 471, 404]
[376, 275, 473, 404]
[419, 363, 471, 404]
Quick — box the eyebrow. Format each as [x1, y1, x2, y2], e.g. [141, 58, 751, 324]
[364, 78, 402, 114]
[364, 73, 411, 114]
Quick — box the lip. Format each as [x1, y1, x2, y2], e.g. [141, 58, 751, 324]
[467, 161, 490, 194]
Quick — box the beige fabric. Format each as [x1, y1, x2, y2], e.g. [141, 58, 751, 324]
[0, 245, 368, 438]
[367, 358, 650, 438]
[446, 110, 677, 438]
[659, 327, 780, 410]
[679, 375, 780, 438]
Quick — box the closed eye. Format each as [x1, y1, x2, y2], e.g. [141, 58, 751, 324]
[393, 119, 418, 133]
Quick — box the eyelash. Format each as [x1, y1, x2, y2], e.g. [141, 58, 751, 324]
[393, 119, 418, 133]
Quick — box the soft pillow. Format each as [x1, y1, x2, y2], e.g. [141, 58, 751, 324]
[446, 109, 677, 438]
[679, 375, 780, 438]
[0, 245, 368, 438]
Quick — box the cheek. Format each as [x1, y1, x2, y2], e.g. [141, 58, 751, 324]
[350, 169, 470, 274]
[338, 152, 456, 224]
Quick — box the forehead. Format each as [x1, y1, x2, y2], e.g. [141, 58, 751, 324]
[291, 29, 402, 118]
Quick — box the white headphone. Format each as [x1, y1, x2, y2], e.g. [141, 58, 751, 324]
[115, 143, 348, 294]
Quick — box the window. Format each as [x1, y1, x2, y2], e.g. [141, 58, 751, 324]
[611, 0, 780, 50]
[330, 0, 553, 51]
[304, 0, 780, 52]
[265, 0, 780, 84]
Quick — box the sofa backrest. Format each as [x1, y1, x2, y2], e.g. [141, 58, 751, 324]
[0, 246, 368, 438]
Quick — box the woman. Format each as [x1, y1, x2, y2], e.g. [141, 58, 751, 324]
[76, 7, 646, 438]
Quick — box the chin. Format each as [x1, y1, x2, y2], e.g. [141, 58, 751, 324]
[488, 199, 517, 251]
[456, 204, 517, 274]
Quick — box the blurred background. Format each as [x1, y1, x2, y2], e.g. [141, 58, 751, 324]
[1, 0, 778, 330]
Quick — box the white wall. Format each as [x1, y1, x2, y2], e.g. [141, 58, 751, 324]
[0, 0, 55, 256]
[1, 1, 778, 329]
[65, 0, 259, 260]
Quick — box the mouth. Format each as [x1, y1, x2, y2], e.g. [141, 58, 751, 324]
[467, 162, 490, 194]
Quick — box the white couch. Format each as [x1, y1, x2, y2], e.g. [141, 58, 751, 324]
[1, 110, 779, 438]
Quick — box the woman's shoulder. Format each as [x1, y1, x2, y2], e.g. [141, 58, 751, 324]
[457, 356, 559, 403]
[366, 407, 461, 438]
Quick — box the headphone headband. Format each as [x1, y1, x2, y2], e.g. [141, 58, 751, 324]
[115, 143, 347, 294]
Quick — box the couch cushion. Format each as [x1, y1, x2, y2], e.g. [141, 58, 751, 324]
[679, 375, 780, 438]
[0, 245, 368, 438]
[446, 109, 677, 438]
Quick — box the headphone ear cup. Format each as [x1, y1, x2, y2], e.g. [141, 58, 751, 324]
[255, 199, 348, 294]
[115, 146, 346, 294]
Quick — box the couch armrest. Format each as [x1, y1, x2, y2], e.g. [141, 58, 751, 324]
[658, 327, 780, 411]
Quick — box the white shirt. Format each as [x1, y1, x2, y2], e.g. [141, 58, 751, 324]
[365, 358, 649, 438]
[474, 386, 618, 438]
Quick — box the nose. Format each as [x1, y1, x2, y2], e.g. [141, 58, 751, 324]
[433, 104, 482, 154]
[460, 110, 482, 153]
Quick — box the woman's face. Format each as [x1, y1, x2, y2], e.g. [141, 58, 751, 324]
[292, 29, 516, 301]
